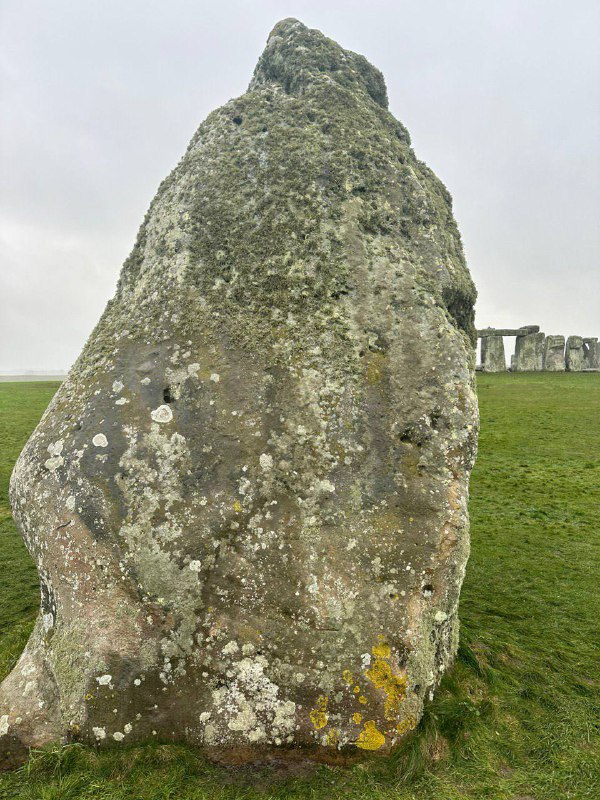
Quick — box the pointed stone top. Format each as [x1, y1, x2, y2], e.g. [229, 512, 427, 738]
[249, 18, 388, 109]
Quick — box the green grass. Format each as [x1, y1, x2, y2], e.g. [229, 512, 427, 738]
[0, 374, 598, 799]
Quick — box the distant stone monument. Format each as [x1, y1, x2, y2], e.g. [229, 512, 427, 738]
[513, 328, 544, 372]
[543, 336, 566, 371]
[479, 330, 505, 372]
[566, 336, 584, 371]
[476, 328, 598, 373]
[0, 19, 478, 766]
[583, 338, 599, 370]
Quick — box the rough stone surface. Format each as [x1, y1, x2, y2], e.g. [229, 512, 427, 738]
[566, 336, 584, 371]
[514, 332, 545, 372]
[480, 335, 506, 372]
[543, 335, 565, 372]
[0, 18, 477, 766]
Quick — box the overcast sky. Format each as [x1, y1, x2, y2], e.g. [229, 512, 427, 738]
[1, 0, 598, 372]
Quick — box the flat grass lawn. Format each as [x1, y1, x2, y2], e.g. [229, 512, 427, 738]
[0, 374, 598, 799]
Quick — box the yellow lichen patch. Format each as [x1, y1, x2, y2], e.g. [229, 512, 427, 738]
[355, 720, 386, 750]
[358, 695, 367, 704]
[342, 669, 354, 685]
[396, 715, 417, 736]
[310, 695, 329, 730]
[232, 500, 242, 512]
[326, 728, 339, 745]
[365, 639, 408, 720]
[352, 712, 363, 725]
[353, 685, 360, 694]
[372, 635, 391, 659]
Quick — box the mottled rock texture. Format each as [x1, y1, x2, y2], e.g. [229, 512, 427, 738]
[543, 335, 566, 372]
[0, 18, 477, 766]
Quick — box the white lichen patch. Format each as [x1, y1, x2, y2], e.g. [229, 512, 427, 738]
[96, 674, 112, 686]
[189, 560, 202, 572]
[112, 731, 124, 741]
[115, 397, 129, 405]
[315, 479, 335, 493]
[44, 456, 64, 472]
[112, 381, 124, 393]
[92, 726, 106, 740]
[0, 715, 9, 736]
[259, 453, 273, 471]
[209, 373, 220, 383]
[212, 655, 297, 744]
[150, 405, 173, 424]
[47, 440, 64, 456]
[92, 434, 108, 448]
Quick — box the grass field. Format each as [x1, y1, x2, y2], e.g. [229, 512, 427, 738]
[0, 374, 598, 799]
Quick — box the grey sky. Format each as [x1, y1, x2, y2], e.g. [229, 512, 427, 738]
[1, 0, 598, 372]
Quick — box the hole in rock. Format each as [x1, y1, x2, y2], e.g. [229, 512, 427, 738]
[422, 584, 434, 598]
[232, 115, 243, 125]
[163, 386, 173, 404]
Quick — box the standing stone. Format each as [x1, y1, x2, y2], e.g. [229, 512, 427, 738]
[543, 335, 565, 371]
[583, 338, 599, 370]
[566, 336, 584, 371]
[480, 335, 506, 372]
[0, 19, 478, 766]
[514, 332, 545, 371]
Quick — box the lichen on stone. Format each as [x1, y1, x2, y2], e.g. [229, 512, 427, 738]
[0, 17, 477, 767]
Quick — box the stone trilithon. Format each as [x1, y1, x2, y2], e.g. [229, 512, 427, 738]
[0, 18, 478, 767]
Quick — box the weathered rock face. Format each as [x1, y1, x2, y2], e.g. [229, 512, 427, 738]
[543, 335, 566, 371]
[566, 336, 584, 371]
[480, 335, 505, 372]
[514, 331, 545, 371]
[0, 18, 477, 766]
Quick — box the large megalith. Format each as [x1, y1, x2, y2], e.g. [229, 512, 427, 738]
[0, 18, 477, 766]
[583, 338, 599, 370]
[566, 336, 584, 371]
[514, 331, 545, 371]
[543, 335, 566, 371]
[479, 332, 506, 372]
